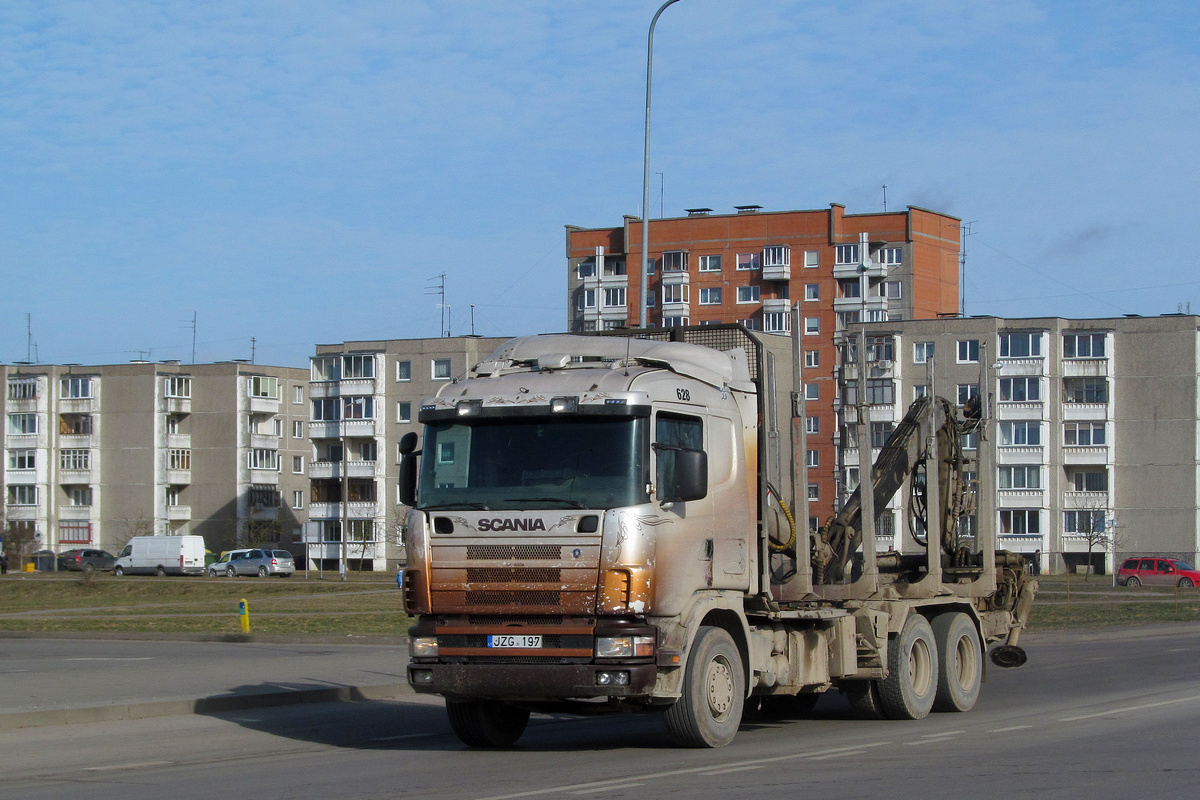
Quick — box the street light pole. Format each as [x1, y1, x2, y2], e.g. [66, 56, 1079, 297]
[640, 0, 682, 329]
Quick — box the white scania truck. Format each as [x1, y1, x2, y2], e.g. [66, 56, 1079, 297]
[399, 324, 1036, 747]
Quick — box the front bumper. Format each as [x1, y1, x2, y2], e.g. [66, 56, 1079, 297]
[407, 662, 658, 700]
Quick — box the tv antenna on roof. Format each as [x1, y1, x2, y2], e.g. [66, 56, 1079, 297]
[426, 273, 450, 337]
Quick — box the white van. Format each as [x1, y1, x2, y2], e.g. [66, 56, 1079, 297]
[113, 535, 207, 576]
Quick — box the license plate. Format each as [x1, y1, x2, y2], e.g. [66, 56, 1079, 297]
[487, 635, 542, 648]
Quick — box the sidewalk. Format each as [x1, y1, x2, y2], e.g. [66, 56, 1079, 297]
[0, 634, 414, 730]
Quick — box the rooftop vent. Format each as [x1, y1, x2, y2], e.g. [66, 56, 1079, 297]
[685, 208, 712, 217]
[734, 205, 763, 214]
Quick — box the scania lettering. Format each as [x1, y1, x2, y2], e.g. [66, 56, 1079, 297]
[399, 324, 1036, 748]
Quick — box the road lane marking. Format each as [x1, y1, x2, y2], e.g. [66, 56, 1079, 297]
[906, 732, 965, 746]
[84, 761, 172, 772]
[571, 783, 644, 794]
[371, 733, 436, 741]
[988, 725, 1033, 732]
[811, 750, 867, 760]
[1058, 693, 1200, 722]
[699, 765, 764, 775]
[473, 741, 892, 800]
[67, 657, 155, 662]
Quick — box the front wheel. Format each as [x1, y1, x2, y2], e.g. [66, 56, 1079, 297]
[446, 700, 530, 747]
[931, 612, 982, 712]
[1126, 576, 1141, 588]
[664, 625, 745, 747]
[83, 563, 95, 574]
[114, 565, 125, 577]
[227, 567, 237, 578]
[1180, 578, 1194, 588]
[258, 566, 269, 578]
[879, 614, 939, 720]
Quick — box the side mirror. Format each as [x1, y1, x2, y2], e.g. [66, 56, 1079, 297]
[659, 447, 708, 503]
[398, 433, 421, 507]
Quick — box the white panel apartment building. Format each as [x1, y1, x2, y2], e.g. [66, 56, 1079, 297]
[1, 362, 310, 559]
[305, 336, 508, 571]
[841, 314, 1200, 574]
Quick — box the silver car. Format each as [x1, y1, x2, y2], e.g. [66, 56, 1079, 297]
[226, 548, 296, 578]
[208, 549, 253, 577]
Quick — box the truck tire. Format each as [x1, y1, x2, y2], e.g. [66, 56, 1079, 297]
[664, 626, 745, 747]
[845, 681, 886, 720]
[446, 699, 529, 748]
[879, 614, 938, 720]
[931, 612, 982, 712]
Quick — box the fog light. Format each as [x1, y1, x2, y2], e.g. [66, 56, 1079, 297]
[596, 672, 613, 686]
[596, 671, 630, 687]
[410, 636, 438, 657]
[409, 669, 434, 685]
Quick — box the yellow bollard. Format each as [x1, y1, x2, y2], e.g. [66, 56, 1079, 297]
[238, 598, 250, 633]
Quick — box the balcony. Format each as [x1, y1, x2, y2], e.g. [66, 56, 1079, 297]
[1061, 402, 1109, 421]
[762, 263, 791, 282]
[308, 500, 379, 519]
[166, 505, 192, 521]
[167, 433, 191, 449]
[164, 397, 192, 415]
[1062, 445, 1109, 465]
[308, 460, 378, 480]
[58, 397, 98, 414]
[661, 271, 690, 286]
[309, 382, 336, 399]
[833, 295, 888, 315]
[996, 402, 1044, 419]
[250, 432, 279, 450]
[250, 395, 280, 414]
[1063, 359, 1109, 378]
[833, 259, 888, 280]
[762, 298, 790, 314]
[58, 468, 95, 484]
[166, 469, 191, 485]
[338, 378, 377, 397]
[59, 506, 93, 521]
[997, 358, 1045, 376]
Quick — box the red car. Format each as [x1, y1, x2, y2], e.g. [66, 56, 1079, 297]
[1117, 557, 1200, 588]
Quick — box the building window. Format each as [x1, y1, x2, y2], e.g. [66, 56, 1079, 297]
[870, 422, 894, 448]
[248, 485, 280, 508]
[60, 376, 93, 398]
[834, 244, 859, 265]
[663, 284, 689, 304]
[807, 484, 819, 501]
[59, 414, 92, 435]
[438, 441, 456, 464]
[763, 246, 790, 267]
[662, 251, 688, 272]
[804, 283, 819, 301]
[865, 379, 894, 405]
[866, 336, 894, 363]
[1064, 333, 1106, 359]
[311, 356, 340, 382]
[60, 449, 90, 470]
[884, 281, 902, 299]
[576, 288, 596, 311]
[292, 491, 305, 509]
[164, 376, 192, 398]
[293, 385, 304, 403]
[1071, 470, 1108, 492]
[999, 332, 1042, 358]
[805, 383, 819, 401]
[846, 468, 860, 491]
[577, 259, 596, 279]
[432, 358, 453, 380]
[878, 247, 902, 266]
[957, 340, 980, 363]
[804, 350, 819, 369]
[7, 377, 37, 400]
[736, 253, 760, 271]
[604, 259, 626, 277]
[961, 432, 977, 450]
[292, 420, 304, 438]
[806, 416, 819, 434]
[837, 280, 860, 300]
[806, 450, 818, 468]
[168, 449, 191, 470]
[8, 449, 35, 470]
[763, 312, 790, 334]
[957, 384, 979, 404]
[6, 413, 37, 435]
[312, 398, 339, 421]
[663, 316, 690, 328]
[603, 287, 626, 308]
[1063, 378, 1108, 404]
[738, 317, 761, 331]
[699, 287, 722, 305]
[1000, 509, 1040, 535]
[292, 455, 304, 473]
[803, 251, 819, 269]
[342, 396, 374, 420]
[7, 485, 37, 505]
[999, 421, 1042, 446]
[68, 486, 93, 506]
[397, 402, 412, 423]
[1064, 422, 1106, 446]
[272, 418, 283, 437]
[913, 384, 929, 400]
[736, 286, 761, 304]
[1000, 377, 1041, 402]
[1064, 510, 1107, 534]
[249, 376, 279, 399]
[999, 465, 1042, 489]
[698, 254, 722, 272]
[341, 355, 375, 379]
[913, 342, 935, 364]
[396, 361, 411, 382]
[60, 521, 91, 544]
[804, 317, 819, 335]
[248, 449, 279, 470]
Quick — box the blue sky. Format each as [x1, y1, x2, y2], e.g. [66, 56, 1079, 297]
[3, 1, 1198, 367]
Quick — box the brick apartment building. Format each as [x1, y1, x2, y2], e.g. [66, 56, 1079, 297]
[565, 203, 961, 524]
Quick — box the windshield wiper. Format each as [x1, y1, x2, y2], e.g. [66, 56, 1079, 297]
[504, 497, 588, 509]
[420, 502, 490, 511]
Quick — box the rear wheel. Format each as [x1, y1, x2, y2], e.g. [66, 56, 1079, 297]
[446, 700, 530, 747]
[155, 566, 166, 577]
[1179, 578, 1194, 588]
[664, 626, 745, 747]
[83, 563, 95, 574]
[879, 614, 938, 720]
[1126, 576, 1141, 588]
[931, 612, 982, 712]
[258, 566, 269, 578]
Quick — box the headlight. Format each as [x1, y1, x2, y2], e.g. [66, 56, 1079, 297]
[410, 636, 438, 658]
[596, 635, 654, 658]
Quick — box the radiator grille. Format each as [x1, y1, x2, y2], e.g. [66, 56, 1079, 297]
[465, 590, 561, 606]
[466, 545, 562, 560]
[466, 567, 562, 583]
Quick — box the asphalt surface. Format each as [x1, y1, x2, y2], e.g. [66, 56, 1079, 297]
[0, 635, 413, 729]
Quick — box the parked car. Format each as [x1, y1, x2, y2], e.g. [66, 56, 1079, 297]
[1117, 557, 1200, 588]
[208, 549, 253, 577]
[58, 549, 116, 573]
[225, 549, 295, 578]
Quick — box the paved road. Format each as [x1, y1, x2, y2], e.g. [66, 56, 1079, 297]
[2, 625, 1199, 800]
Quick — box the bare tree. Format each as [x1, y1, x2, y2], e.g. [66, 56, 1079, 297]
[109, 515, 156, 554]
[242, 519, 282, 548]
[2, 521, 39, 570]
[1067, 497, 1118, 581]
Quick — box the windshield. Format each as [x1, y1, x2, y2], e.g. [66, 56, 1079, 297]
[418, 416, 647, 511]
[1173, 561, 1194, 571]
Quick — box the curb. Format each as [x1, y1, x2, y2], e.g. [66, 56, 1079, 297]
[0, 682, 415, 731]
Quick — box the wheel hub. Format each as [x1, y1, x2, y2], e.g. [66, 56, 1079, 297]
[706, 657, 735, 720]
